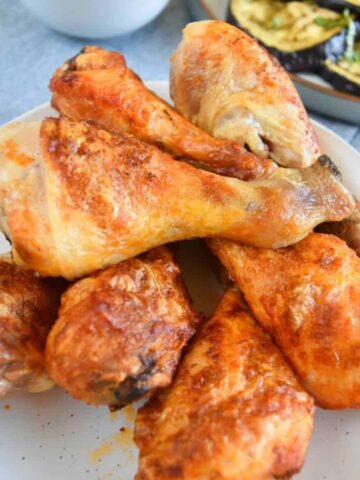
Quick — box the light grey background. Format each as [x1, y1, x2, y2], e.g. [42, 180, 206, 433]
[0, 0, 359, 150]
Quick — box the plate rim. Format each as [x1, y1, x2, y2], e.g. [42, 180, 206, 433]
[197, 0, 360, 105]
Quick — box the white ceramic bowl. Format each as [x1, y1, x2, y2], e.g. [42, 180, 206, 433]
[20, 0, 170, 38]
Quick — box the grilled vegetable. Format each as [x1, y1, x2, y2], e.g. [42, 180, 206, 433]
[228, 0, 350, 71]
[322, 40, 360, 95]
[315, 0, 360, 15]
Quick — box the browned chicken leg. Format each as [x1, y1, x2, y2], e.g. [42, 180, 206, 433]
[50, 46, 272, 180]
[317, 203, 360, 256]
[210, 233, 360, 409]
[46, 247, 201, 409]
[0, 117, 354, 279]
[0, 255, 63, 397]
[171, 20, 320, 168]
[135, 288, 314, 480]
[0, 118, 353, 279]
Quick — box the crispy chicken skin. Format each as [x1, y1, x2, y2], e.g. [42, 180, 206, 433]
[170, 21, 320, 168]
[49, 45, 272, 180]
[318, 203, 360, 256]
[0, 118, 354, 279]
[0, 255, 62, 397]
[210, 234, 360, 409]
[46, 247, 201, 408]
[135, 288, 314, 480]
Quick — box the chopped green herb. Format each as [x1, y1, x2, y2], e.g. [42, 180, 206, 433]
[345, 16, 357, 61]
[268, 15, 282, 29]
[350, 51, 360, 63]
[315, 8, 359, 63]
[314, 8, 350, 29]
[344, 50, 360, 63]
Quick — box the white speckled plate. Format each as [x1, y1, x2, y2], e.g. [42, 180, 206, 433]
[188, 0, 360, 125]
[0, 82, 360, 480]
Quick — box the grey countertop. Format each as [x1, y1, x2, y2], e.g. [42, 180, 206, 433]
[0, 0, 359, 151]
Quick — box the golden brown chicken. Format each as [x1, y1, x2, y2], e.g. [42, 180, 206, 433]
[170, 20, 320, 168]
[49, 45, 272, 180]
[135, 288, 314, 480]
[0, 254, 63, 397]
[210, 233, 360, 409]
[318, 203, 360, 256]
[46, 247, 201, 409]
[0, 117, 354, 279]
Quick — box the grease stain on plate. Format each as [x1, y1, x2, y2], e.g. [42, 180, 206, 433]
[122, 404, 136, 424]
[109, 410, 119, 421]
[89, 425, 135, 465]
[99, 472, 115, 480]
[113, 428, 135, 451]
[90, 440, 113, 464]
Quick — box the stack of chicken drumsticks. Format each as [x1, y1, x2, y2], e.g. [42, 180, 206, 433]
[1, 21, 360, 480]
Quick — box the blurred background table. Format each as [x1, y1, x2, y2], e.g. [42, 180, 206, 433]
[0, 0, 359, 151]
